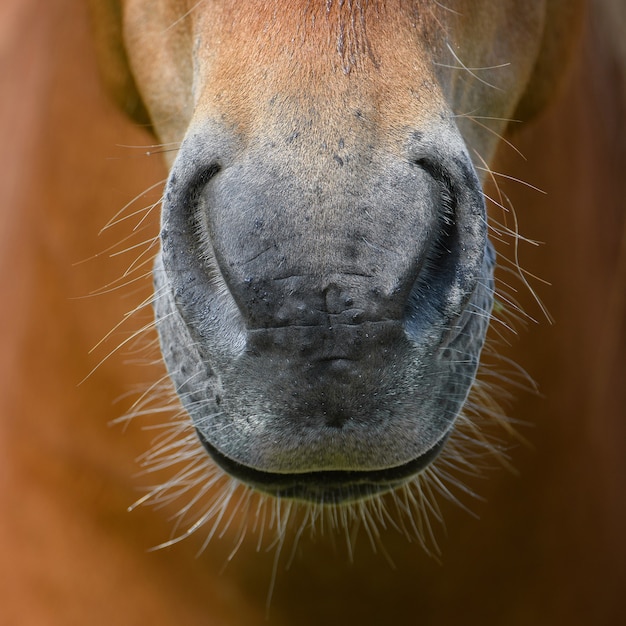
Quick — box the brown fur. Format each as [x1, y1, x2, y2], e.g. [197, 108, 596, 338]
[1, 0, 624, 624]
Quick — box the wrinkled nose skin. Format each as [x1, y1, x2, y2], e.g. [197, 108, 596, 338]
[154, 119, 495, 504]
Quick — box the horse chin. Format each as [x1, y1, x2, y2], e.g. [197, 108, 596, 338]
[195, 428, 451, 505]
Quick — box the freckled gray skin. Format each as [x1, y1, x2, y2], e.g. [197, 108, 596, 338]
[154, 115, 494, 504]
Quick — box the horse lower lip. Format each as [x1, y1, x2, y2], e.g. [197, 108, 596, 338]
[195, 429, 449, 504]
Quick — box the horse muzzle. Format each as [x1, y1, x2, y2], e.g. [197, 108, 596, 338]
[153, 117, 495, 503]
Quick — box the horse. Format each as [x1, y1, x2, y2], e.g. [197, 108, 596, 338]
[1, 0, 625, 624]
[90, 0, 586, 505]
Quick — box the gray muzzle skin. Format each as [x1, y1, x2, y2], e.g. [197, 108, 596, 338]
[154, 118, 495, 504]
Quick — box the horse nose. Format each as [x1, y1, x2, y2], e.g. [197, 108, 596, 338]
[155, 122, 494, 479]
[160, 123, 488, 355]
[175, 160, 440, 334]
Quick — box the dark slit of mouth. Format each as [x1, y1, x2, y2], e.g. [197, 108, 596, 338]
[195, 429, 449, 503]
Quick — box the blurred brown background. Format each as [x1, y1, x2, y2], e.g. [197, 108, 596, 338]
[0, 0, 624, 624]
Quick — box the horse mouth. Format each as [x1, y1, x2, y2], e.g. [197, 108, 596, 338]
[196, 428, 449, 504]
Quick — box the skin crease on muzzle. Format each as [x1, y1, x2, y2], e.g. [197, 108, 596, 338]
[116, 0, 552, 505]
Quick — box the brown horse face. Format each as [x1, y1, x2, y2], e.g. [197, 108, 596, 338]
[120, 1, 547, 503]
